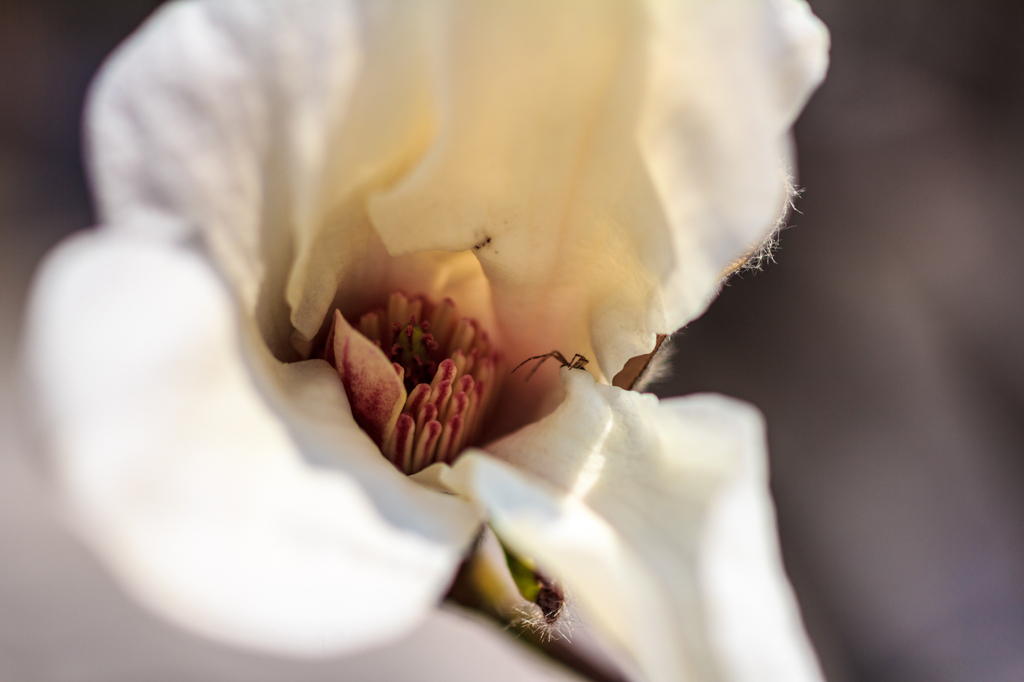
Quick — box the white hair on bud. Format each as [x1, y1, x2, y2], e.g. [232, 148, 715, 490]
[508, 590, 577, 644]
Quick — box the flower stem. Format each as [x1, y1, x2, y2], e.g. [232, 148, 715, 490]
[444, 538, 628, 682]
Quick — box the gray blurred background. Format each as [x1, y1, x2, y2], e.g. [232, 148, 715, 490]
[2, 1, 1022, 681]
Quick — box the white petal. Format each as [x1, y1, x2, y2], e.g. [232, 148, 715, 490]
[369, 0, 830, 377]
[443, 369, 821, 682]
[74, 1, 829, 666]
[87, 1, 281, 312]
[640, 0, 829, 339]
[89, 0, 827, 380]
[697, 415, 824, 682]
[23, 233, 480, 656]
[86, 0, 497, 358]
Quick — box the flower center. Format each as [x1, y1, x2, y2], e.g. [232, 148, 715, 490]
[318, 292, 502, 475]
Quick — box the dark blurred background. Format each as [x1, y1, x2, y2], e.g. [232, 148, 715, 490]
[655, 1, 1024, 680]
[2, 1, 1022, 681]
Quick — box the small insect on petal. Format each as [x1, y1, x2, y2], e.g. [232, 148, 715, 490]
[512, 351, 589, 381]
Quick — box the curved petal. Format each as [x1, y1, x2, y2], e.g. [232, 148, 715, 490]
[442, 370, 821, 682]
[88, 0, 827, 382]
[697, 412, 824, 682]
[640, 0, 829, 343]
[86, 0, 368, 357]
[86, 0, 496, 359]
[23, 233, 480, 656]
[369, 0, 830, 378]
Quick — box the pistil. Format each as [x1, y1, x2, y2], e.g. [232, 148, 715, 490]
[319, 292, 501, 475]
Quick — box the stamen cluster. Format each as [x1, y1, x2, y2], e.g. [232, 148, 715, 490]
[324, 292, 501, 475]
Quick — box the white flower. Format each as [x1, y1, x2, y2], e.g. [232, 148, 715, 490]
[23, 1, 829, 681]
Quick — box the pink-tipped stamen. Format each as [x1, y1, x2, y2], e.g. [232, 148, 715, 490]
[326, 293, 503, 475]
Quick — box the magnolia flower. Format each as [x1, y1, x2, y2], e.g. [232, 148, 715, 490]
[24, 1, 829, 681]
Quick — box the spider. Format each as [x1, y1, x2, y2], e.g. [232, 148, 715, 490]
[512, 350, 589, 381]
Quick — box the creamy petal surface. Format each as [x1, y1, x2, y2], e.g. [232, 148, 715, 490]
[443, 370, 822, 682]
[24, 234, 480, 655]
[370, 0, 829, 378]
[87, 0, 828, 385]
[28, 0, 832, 673]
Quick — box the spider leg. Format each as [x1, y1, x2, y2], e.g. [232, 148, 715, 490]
[563, 353, 584, 370]
[513, 352, 563, 381]
[512, 352, 556, 374]
[550, 350, 571, 367]
[524, 357, 551, 381]
[513, 350, 589, 381]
